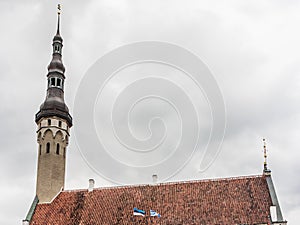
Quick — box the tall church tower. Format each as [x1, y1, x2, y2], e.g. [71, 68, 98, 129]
[35, 7, 72, 203]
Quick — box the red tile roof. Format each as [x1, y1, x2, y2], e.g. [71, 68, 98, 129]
[30, 175, 272, 225]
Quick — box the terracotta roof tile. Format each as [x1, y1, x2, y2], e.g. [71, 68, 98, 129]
[30, 175, 272, 225]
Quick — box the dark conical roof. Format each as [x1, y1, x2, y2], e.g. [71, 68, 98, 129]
[36, 88, 72, 126]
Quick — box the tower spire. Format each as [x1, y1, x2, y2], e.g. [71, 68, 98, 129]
[57, 4, 61, 35]
[263, 138, 271, 175]
[35, 5, 72, 203]
[35, 4, 72, 126]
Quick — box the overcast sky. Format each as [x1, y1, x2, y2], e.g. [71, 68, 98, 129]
[0, 0, 299, 224]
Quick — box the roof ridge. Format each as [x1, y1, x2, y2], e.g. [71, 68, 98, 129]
[60, 174, 264, 193]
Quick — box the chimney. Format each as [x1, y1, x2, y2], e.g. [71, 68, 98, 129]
[152, 174, 158, 184]
[88, 179, 95, 192]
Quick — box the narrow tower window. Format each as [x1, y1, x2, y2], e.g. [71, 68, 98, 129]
[57, 78, 61, 87]
[54, 44, 61, 54]
[63, 148, 66, 157]
[39, 145, 42, 155]
[38, 132, 42, 141]
[51, 78, 55, 86]
[48, 119, 51, 126]
[58, 121, 62, 127]
[46, 143, 50, 153]
[56, 143, 60, 155]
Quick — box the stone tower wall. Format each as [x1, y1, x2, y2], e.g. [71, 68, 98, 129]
[36, 116, 70, 203]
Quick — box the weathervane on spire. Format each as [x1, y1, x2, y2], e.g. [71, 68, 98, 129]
[57, 4, 61, 15]
[263, 138, 271, 175]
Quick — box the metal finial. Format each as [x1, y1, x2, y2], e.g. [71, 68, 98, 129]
[56, 4, 61, 35]
[263, 138, 268, 171]
[57, 4, 61, 15]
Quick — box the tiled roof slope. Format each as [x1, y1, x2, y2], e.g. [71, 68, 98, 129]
[30, 175, 273, 225]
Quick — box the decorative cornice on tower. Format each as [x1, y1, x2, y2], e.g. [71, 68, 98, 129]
[35, 4, 72, 127]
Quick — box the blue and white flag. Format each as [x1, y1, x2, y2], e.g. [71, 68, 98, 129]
[133, 207, 145, 216]
[150, 209, 161, 218]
